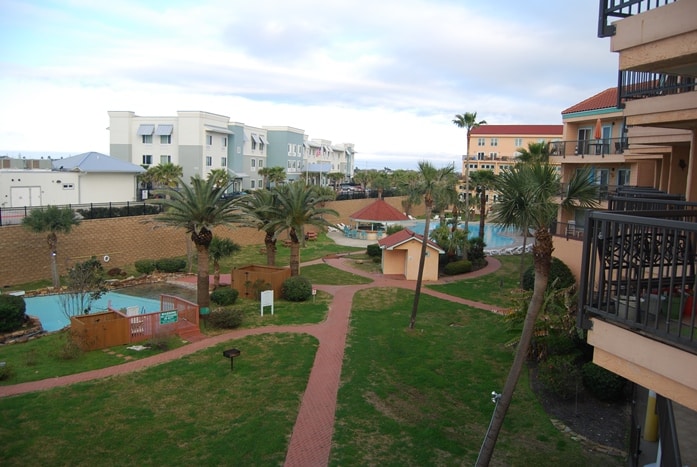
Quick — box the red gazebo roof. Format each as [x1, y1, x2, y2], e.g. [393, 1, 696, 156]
[349, 199, 410, 223]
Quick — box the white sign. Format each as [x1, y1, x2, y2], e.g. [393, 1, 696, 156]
[260, 290, 274, 316]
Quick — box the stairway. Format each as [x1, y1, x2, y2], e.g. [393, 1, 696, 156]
[177, 321, 206, 343]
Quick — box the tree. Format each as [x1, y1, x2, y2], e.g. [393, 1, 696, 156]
[265, 181, 338, 276]
[409, 161, 455, 329]
[327, 172, 345, 190]
[395, 170, 423, 217]
[453, 112, 487, 233]
[469, 170, 497, 240]
[58, 257, 107, 319]
[477, 163, 598, 465]
[150, 163, 183, 191]
[516, 141, 551, 164]
[155, 174, 246, 310]
[209, 237, 241, 289]
[266, 166, 287, 187]
[207, 168, 230, 190]
[22, 206, 81, 288]
[243, 189, 281, 266]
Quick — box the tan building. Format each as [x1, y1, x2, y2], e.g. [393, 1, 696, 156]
[378, 229, 444, 281]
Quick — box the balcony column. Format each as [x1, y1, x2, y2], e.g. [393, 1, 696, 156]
[688, 130, 697, 202]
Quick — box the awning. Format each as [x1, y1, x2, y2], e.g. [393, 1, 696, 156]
[250, 134, 260, 144]
[155, 124, 173, 136]
[230, 171, 249, 178]
[258, 135, 268, 145]
[204, 124, 233, 135]
[137, 124, 155, 136]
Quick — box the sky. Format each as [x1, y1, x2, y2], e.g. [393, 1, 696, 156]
[0, 0, 618, 171]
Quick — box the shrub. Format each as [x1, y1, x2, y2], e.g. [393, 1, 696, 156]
[467, 237, 486, 263]
[538, 354, 581, 400]
[0, 294, 27, 333]
[250, 279, 272, 300]
[0, 363, 13, 381]
[282, 276, 313, 302]
[155, 257, 187, 273]
[107, 267, 127, 278]
[134, 259, 156, 275]
[208, 308, 244, 329]
[582, 362, 626, 401]
[443, 259, 472, 276]
[522, 257, 575, 291]
[386, 224, 404, 235]
[210, 288, 239, 306]
[366, 244, 382, 257]
[145, 334, 177, 351]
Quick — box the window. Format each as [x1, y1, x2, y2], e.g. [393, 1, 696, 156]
[258, 159, 263, 168]
[251, 134, 258, 150]
[251, 180, 255, 189]
[62, 183, 74, 190]
[160, 155, 171, 164]
[160, 135, 171, 144]
[514, 138, 523, 147]
[477, 138, 485, 146]
[258, 179, 263, 188]
[288, 161, 292, 169]
[207, 135, 213, 146]
[142, 134, 152, 144]
[477, 152, 485, 160]
[617, 169, 631, 186]
[223, 137, 227, 147]
[489, 152, 498, 159]
[490, 138, 498, 146]
[251, 159, 256, 168]
[206, 156, 212, 167]
[259, 135, 267, 151]
[221, 157, 227, 167]
[142, 154, 152, 165]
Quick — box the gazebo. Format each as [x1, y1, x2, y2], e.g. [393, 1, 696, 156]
[347, 199, 410, 240]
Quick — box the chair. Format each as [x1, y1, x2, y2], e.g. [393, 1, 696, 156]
[567, 220, 577, 237]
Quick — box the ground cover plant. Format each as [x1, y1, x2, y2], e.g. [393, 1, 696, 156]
[330, 287, 624, 466]
[0, 333, 317, 466]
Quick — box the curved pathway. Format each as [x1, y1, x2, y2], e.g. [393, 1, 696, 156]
[0, 255, 503, 467]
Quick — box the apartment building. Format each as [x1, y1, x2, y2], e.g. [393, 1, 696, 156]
[575, 2, 697, 464]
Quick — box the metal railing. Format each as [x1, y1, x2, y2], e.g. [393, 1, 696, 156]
[598, 0, 676, 38]
[0, 201, 164, 227]
[578, 208, 697, 353]
[551, 137, 628, 158]
[618, 70, 696, 106]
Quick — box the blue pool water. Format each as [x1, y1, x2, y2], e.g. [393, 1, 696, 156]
[25, 292, 162, 332]
[407, 221, 515, 249]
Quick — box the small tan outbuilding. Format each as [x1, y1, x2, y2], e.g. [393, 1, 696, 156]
[377, 229, 444, 281]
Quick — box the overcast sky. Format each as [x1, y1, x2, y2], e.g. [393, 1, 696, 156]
[0, 0, 617, 170]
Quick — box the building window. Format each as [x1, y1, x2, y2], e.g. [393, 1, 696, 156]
[489, 152, 498, 159]
[251, 180, 255, 189]
[223, 137, 227, 147]
[514, 138, 523, 147]
[490, 138, 498, 146]
[160, 135, 171, 144]
[477, 138, 485, 146]
[206, 156, 212, 167]
[288, 161, 292, 169]
[160, 155, 171, 164]
[251, 159, 256, 168]
[258, 179, 263, 188]
[617, 169, 631, 186]
[258, 159, 263, 168]
[63, 183, 74, 190]
[477, 152, 485, 160]
[221, 157, 227, 167]
[251, 134, 258, 150]
[207, 135, 213, 146]
[142, 154, 152, 165]
[142, 134, 152, 144]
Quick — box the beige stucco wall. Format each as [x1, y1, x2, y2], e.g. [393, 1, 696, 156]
[382, 238, 440, 281]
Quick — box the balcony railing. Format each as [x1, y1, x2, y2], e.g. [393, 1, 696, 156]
[618, 70, 697, 106]
[0, 201, 164, 227]
[598, 0, 676, 38]
[578, 207, 697, 353]
[551, 137, 628, 158]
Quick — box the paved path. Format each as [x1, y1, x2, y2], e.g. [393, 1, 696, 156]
[0, 254, 502, 467]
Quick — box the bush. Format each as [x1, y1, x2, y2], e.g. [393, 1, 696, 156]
[208, 308, 244, 329]
[210, 288, 239, 306]
[366, 244, 382, 257]
[0, 295, 27, 333]
[443, 259, 472, 276]
[134, 259, 156, 275]
[107, 267, 127, 278]
[386, 224, 404, 235]
[538, 354, 581, 400]
[467, 237, 486, 263]
[0, 363, 13, 381]
[522, 257, 575, 291]
[582, 362, 626, 401]
[282, 276, 313, 302]
[155, 257, 187, 273]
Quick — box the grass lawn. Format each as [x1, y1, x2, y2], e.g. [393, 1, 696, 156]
[331, 288, 624, 466]
[0, 333, 317, 466]
[429, 254, 533, 308]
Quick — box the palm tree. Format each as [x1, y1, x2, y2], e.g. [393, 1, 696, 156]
[243, 189, 281, 266]
[409, 161, 455, 329]
[150, 163, 183, 191]
[208, 237, 241, 289]
[22, 206, 81, 288]
[327, 172, 345, 190]
[155, 174, 246, 310]
[453, 112, 487, 233]
[352, 170, 370, 192]
[516, 141, 550, 163]
[469, 170, 497, 240]
[207, 168, 230, 190]
[267, 166, 287, 187]
[477, 163, 598, 465]
[265, 181, 338, 276]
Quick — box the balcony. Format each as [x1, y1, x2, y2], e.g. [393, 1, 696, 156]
[598, 0, 677, 38]
[551, 137, 628, 159]
[578, 202, 697, 355]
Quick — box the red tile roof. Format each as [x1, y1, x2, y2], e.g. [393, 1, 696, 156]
[470, 124, 562, 136]
[561, 87, 618, 115]
[349, 199, 410, 222]
[378, 228, 444, 253]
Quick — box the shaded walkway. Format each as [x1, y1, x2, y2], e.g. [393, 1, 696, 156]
[0, 255, 503, 466]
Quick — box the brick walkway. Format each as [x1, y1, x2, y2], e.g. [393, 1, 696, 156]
[0, 256, 502, 466]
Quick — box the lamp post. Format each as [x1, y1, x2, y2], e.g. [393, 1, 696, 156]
[476, 391, 502, 466]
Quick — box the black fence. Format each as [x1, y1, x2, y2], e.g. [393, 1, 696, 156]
[0, 201, 164, 227]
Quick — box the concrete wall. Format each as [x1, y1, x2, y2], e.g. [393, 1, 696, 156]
[0, 196, 422, 287]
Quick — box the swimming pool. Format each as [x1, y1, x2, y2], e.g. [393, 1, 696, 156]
[25, 291, 163, 333]
[406, 221, 516, 249]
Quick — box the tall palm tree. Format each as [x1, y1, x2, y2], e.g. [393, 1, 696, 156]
[516, 141, 550, 163]
[477, 163, 598, 466]
[209, 237, 240, 288]
[409, 161, 455, 329]
[22, 206, 81, 288]
[155, 174, 246, 310]
[267, 166, 287, 187]
[265, 181, 338, 276]
[243, 189, 281, 266]
[150, 163, 183, 191]
[207, 168, 230, 189]
[395, 170, 423, 217]
[453, 112, 487, 233]
[469, 170, 497, 240]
